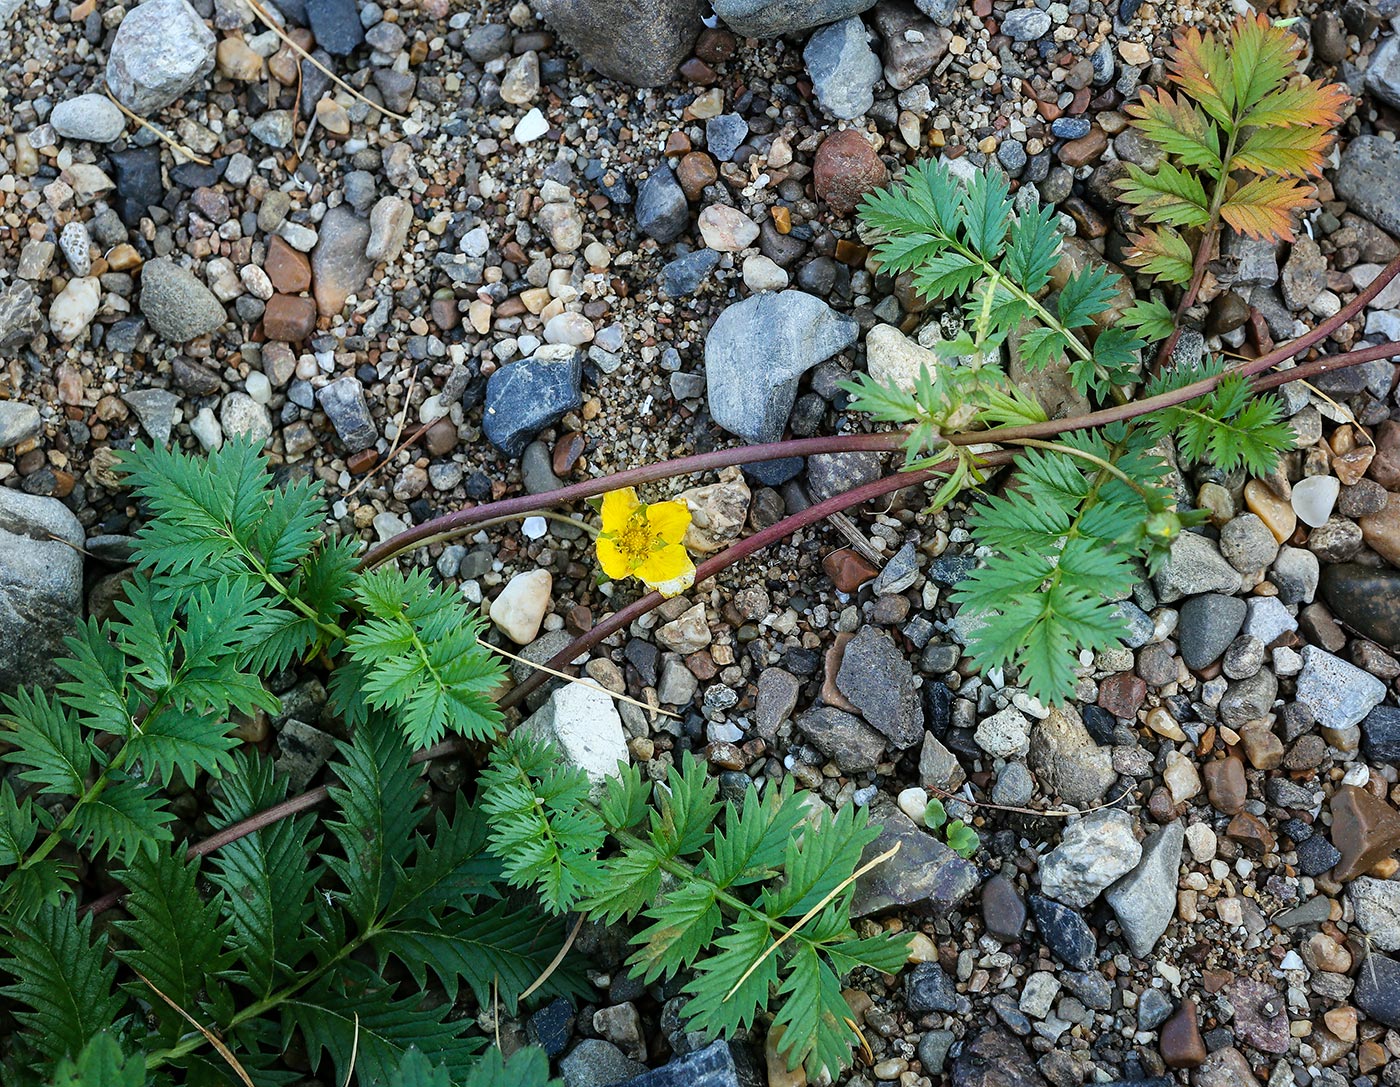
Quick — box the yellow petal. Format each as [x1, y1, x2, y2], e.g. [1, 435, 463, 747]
[600, 487, 640, 532]
[637, 545, 695, 596]
[596, 535, 634, 579]
[644, 500, 692, 545]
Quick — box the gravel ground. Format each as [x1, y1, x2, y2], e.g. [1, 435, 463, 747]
[5, 0, 1400, 1086]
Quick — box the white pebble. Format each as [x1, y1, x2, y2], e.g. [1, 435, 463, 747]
[245, 371, 272, 404]
[521, 515, 547, 539]
[897, 786, 929, 826]
[513, 108, 549, 142]
[1290, 474, 1338, 527]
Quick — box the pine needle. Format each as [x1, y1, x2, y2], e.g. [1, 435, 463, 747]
[245, 0, 408, 122]
[724, 841, 901, 1001]
[489, 642, 681, 719]
[133, 970, 254, 1087]
[100, 85, 211, 165]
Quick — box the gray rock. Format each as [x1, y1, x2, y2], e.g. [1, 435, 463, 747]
[275, 719, 337, 792]
[1366, 35, 1400, 110]
[1242, 596, 1297, 647]
[220, 392, 272, 444]
[0, 282, 41, 348]
[560, 1039, 647, 1087]
[705, 114, 748, 161]
[106, 0, 216, 115]
[919, 730, 966, 790]
[1356, 953, 1400, 1030]
[1038, 809, 1142, 908]
[483, 347, 584, 458]
[1177, 593, 1246, 670]
[1152, 532, 1242, 602]
[0, 402, 41, 448]
[537, 0, 704, 87]
[303, 0, 363, 55]
[915, 0, 958, 24]
[1269, 545, 1319, 605]
[976, 705, 1031, 758]
[1350, 877, 1400, 951]
[1218, 513, 1279, 574]
[906, 961, 958, 1012]
[873, 539, 919, 595]
[1001, 6, 1051, 39]
[249, 110, 294, 149]
[873, 1, 948, 90]
[850, 800, 979, 917]
[138, 258, 226, 342]
[1295, 645, 1386, 730]
[122, 388, 183, 446]
[705, 292, 858, 443]
[316, 376, 379, 453]
[712, 0, 877, 36]
[661, 249, 721, 297]
[991, 761, 1034, 806]
[1105, 821, 1184, 957]
[804, 16, 882, 120]
[1027, 705, 1117, 805]
[635, 167, 689, 244]
[311, 206, 374, 316]
[50, 94, 126, 143]
[620, 1042, 740, 1087]
[796, 705, 886, 772]
[836, 626, 923, 748]
[1218, 668, 1278, 728]
[1335, 135, 1400, 238]
[0, 490, 84, 690]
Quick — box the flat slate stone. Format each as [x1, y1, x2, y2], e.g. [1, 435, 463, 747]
[850, 800, 979, 917]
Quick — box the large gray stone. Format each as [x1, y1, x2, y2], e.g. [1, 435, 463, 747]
[705, 292, 858, 443]
[1350, 876, 1400, 951]
[713, 0, 877, 36]
[1295, 645, 1386, 730]
[620, 1042, 740, 1086]
[1335, 135, 1400, 238]
[311, 206, 374, 316]
[804, 16, 882, 120]
[850, 800, 979, 917]
[1038, 809, 1142, 908]
[1152, 531, 1243, 602]
[1366, 35, 1400, 110]
[482, 346, 584, 458]
[1105, 821, 1184, 957]
[835, 625, 923, 748]
[537, 0, 704, 87]
[0, 490, 84, 690]
[1027, 705, 1116, 805]
[105, 0, 216, 115]
[138, 258, 226, 343]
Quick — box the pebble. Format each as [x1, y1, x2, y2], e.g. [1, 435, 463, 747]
[535, 0, 704, 87]
[1159, 999, 1207, 1068]
[1028, 894, 1097, 971]
[975, 705, 1032, 758]
[311, 206, 374, 316]
[836, 626, 923, 749]
[1292, 474, 1340, 527]
[1104, 821, 1184, 957]
[1038, 809, 1142, 907]
[105, 0, 216, 115]
[813, 128, 888, 215]
[303, 0, 364, 55]
[635, 167, 689, 243]
[50, 94, 125, 143]
[1295, 645, 1386, 730]
[138, 258, 226, 342]
[316, 377, 379, 453]
[492, 569, 553, 645]
[804, 15, 881, 120]
[1331, 785, 1400, 882]
[697, 205, 759, 252]
[514, 108, 550, 143]
[48, 276, 101, 343]
[483, 347, 584, 458]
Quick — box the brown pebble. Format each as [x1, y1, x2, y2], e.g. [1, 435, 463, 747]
[423, 417, 457, 457]
[263, 235, 312, 294]
[1331, 784, 1400, 881]
[430, 296, 460, 332]
[1226, 812, 1276, 854]
[346, 449, 378, 474]
[677, 151, 717, 202]
[1057, 128, 1108, 167]
[694, 27, 737, 63]
[679, 57, 717, 84]
[823, 547, 878, 592]
[1097, 672, 1146, 717]
[1159, 998, 1206, 1068]
[664, 130, 692, 157]
[1204, 756, 1248, 818]
[813, 129, 888, 216]
[261, 294, 317, 342]
[552, 431, 586, 475]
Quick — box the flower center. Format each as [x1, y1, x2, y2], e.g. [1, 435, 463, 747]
[617, 519, 655, 565]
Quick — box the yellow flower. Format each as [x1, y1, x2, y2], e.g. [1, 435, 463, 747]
[596, 487, 695, 598]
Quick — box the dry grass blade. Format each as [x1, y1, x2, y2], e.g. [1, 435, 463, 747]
[927, 782, 1135, 819]
[245, 0, 408, 122]
[489, 642, 682, 719]
[101, 85, 212, 165]
[724, 841, 902, 1001]
[133, 969, 254, 1087]
[341, 1013, 359, 1087]
[521, 913, 585, 1003]
[843, 1017, 874, 1065]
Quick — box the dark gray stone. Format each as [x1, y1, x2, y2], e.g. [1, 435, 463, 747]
[705, 292, 858, 443]
[303, 0, 363, 55]
[316, 376, 379, 453]
[850, 801, 979, 917]
[1357, 953, 1400, 1029]
[951, 1028, 1049, 1087]
[1363, 705, 1400, 764]
[1177, 593, 1247, 670]
[1001, 7, 1051, 39]
[836, 627, 923, 748]
[706, 113, 749, 161]
[712, 0, 877, 36]
[1335, 135, 1400, 238]
[796, 705, 886, 772]
[620, 1041, 739, 1086]
[538, 0, 704, 87]
[635, 167, 689, 244]
[483, 347, 584, 457]
[1029, 894, 1096, 970]
[1321, 563, 1400, 649]
[111, 147, 165, 226]
[560, 1039, 647, 1087]
[660, 249, 721, 297]
[906, 961, 958, 1013]
[0, 491, 84, 690]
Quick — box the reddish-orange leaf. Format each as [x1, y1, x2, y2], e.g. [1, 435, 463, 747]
[1219, 176, 1317, 241]
[1241, 77, 1350, 131]
[1230, 124, 1339, 178]
[1226, 13, 1300, 118]
[1166, 23, 1233, 126]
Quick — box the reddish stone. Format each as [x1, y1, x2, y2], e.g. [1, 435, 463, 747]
[694, 27, 736, 64]
[664, 130, 692, 157]
[430, 296, 460, 332]
[1203, 755, 1247, 815]
[679, 57, 717, 84]
[1057, 128, 1109, 167]
[346, 448, 378, 474]
[1227, 812, 1276, 854]
[263, 235, 311, 294]
[823, 547, 878, 592]
[677, 151, 717, 202]
[1160, 998, 1206, 1068]
[1331, 784, 1400, 881]
[262, 294, 317, 342]
[1097, 673, 1146, 718]
[813, 129, 888, 216]
[423, 417, 457, 456]
[552, 431, 586, 475]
